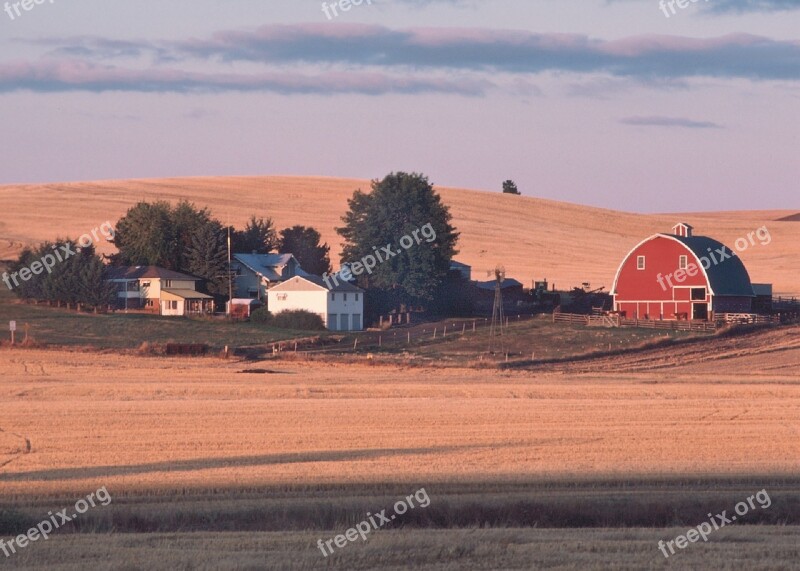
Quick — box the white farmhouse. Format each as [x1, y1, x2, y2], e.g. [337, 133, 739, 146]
[267, 275, 365, 331]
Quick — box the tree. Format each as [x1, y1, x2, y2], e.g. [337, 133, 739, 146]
[8, 240, 115, 310]
[172, 200, 213, 271]
[232, 216, 277, 254]
[336, 172, 459, 308]
[278, 225, 331, 275]
[110, 201, 177, 268]
[502, 180, 520, 195]
[186, 221, 229, 297]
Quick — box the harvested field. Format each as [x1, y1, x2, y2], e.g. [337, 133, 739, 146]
[1, 337, 799, 569]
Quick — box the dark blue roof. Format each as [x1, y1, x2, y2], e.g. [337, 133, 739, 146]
[669, 235, 753, 296]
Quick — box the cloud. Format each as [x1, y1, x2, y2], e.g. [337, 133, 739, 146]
[162, 26, 800, 82]
[0, 60, 491, 96]
[704, 0, 800, 13]
[4, 25, 800, 95]
[619, 115, 724, 128]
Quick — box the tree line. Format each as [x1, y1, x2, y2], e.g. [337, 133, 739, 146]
[9, 172, 463, 321]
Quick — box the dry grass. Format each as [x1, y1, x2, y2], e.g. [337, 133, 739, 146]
[1, 175, 798, 295]
[2, 527, 799, 570]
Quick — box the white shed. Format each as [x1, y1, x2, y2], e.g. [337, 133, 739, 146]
[267, 275, 365, 331]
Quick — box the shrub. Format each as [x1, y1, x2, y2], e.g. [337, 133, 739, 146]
[251, 309, 325, 331]
[250, 307, 272, 324]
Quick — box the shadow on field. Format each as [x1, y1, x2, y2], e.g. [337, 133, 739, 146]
[0, 445, 476, 482]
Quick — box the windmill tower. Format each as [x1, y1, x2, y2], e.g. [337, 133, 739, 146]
[488, 265, 506, 354]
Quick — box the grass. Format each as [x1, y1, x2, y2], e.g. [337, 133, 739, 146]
[0, 288, 322, 349]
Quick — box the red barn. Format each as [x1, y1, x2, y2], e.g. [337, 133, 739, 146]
[611, 223, 754, 321]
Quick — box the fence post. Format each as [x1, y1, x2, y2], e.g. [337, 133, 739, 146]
[433, 328, 437, 339]
[408, 331, 411, 344]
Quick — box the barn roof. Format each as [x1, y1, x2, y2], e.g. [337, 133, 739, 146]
[666, 234, 754, 297]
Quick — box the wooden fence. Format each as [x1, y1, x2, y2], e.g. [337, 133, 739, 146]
[554, 311, 718, 332]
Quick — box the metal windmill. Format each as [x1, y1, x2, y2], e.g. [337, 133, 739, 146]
[488, 264, 506, 354]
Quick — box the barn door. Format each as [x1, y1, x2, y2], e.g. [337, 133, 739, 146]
[692, 303, 708, 320]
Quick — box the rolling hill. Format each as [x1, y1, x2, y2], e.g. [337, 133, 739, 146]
[0, 176, 798, 296]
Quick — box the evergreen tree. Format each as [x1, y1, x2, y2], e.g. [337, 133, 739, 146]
[232, 216, 277, 254]
[187, 222, 229, 297]
[278, 225, 331, 275]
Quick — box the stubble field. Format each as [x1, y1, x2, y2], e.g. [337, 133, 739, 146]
[1, 335, 799, 569]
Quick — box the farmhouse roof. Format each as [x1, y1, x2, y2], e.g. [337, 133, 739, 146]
[269, 274, 363, 293]
[161, 289, 214, 300]
[233, 253, 303, 282]
[106, 266, 201, 281]
[668, 234, 754, 297]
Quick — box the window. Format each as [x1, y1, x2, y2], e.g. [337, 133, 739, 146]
[331, 293, 335, 301]
[344, 293, 348, 301]
[164, 280, 173, 288]
[277, 293, 288, 301]
[355, 293, 359, 301]
[637, 255, 645, 270]
[126, 281, 139, 292]
[679, 255, 688, 270]
[691, 287, 706, 301]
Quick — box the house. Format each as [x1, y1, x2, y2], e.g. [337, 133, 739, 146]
[231, 253, 306, 301]
[449, 260, 472, 281]
[106, 266, 215, 316]
[267, 275, 365, 331]
[611, 223, 760, 321]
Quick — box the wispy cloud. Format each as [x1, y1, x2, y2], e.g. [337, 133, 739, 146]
[705, 0, 800, 13]
[0, 60, 491, 95]
[619, 115, 724, 128]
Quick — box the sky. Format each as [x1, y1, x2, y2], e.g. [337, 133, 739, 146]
[0, 0, 798, 213]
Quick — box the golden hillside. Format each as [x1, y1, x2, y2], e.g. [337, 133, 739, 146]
[0, 176, 798, 295]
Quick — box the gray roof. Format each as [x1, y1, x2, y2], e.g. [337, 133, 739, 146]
[106, 266, 201, 281]
[668, 234, 754, 297]
[302, 274, 363, 292]
[233, 253, 302, 282]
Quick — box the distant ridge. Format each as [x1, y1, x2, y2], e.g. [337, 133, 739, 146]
[0, 175, 799, 295]
[776, 213, 800, 222]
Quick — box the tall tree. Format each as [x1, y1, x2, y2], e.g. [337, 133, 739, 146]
[337, 172, 459, 307]
[187, 222, 229, 297]
[232, 216, 277, 254]
[172, 200, 213, 271]
[278, 225, 331, 275]
[110, 201, 177, 268]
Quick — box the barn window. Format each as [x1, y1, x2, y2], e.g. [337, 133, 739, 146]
[637, 256, 645, 270]
[679, 255, 688, 270]
[344, 293, 348, 301]
[691, 287, 706, 300]
[331, 293, 335, 301]
[355, 293, 359, 302]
